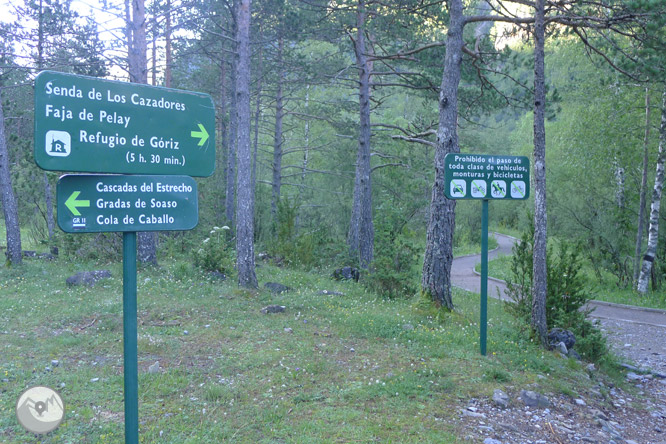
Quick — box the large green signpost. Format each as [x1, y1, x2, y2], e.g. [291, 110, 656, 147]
[445, 153, 530, 356]
[35, 71, 215, 176]
[34, 72, 215, 444]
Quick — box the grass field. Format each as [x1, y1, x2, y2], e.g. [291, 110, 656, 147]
[0, 256, 609, 443]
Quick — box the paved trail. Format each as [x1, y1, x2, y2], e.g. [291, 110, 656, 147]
[451, 233, 666, 372]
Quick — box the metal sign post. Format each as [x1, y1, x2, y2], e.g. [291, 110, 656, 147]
[122, 232, 138, 444]
[444, 153, 530, 355]
[34, 72, 213, 443]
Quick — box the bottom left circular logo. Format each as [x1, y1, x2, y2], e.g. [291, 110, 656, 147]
[16, 386, 65, 434]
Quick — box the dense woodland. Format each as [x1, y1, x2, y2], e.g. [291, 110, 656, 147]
[1, 0, 666, 343]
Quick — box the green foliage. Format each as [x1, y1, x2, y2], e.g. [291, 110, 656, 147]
[192, 226, 235, 276]
[364, 214, 421, 298]
[266, 199, 333, 268]
[505, 218, 608, 361]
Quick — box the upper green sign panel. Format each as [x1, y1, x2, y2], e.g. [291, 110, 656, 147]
[444, 153, 530, 200]
[34, 71, 215, 177]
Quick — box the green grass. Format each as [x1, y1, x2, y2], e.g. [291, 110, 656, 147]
[0, 256, 612, 443]
[453, 234, 499, 257]
[482, 251, 666, 310]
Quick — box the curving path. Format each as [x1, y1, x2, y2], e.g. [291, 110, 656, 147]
[451, 232, 666, 372]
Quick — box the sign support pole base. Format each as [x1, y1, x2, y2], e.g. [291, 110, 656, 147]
[123, 232, 139, 444]
[480, 200, 488, 356]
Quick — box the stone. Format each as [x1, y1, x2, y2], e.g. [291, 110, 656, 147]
[547, 328, 576, 350]
[554, 341, 568, 356]
[66, 270, 112, 287]
[519, 390, 551, 408]
[568, 349, 582, 360]
[461, 408, 486, 418]
[264, 282, 291, 293]
[492, 389, 511, 409]
[51, 359, 60, 367]
[575, 398, 586, 406]
[626, 372, 643, 381]
[332, 266, 360, 282]
[209, 271, 226, 280]
[261, 305, 286, 314]
[483, 439, 503, 444]
[148, 361, 160, 374]
[283, 327, 293, 333]
[318, 290, 345, 296]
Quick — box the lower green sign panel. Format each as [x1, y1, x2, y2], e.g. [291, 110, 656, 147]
[57, 175, 198, 233]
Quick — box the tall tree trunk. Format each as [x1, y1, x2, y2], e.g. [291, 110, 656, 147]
[531, 0, 548, 344]
[217, 62, 228, 220]
[225, 58, 238, 226]
[129, 0, 147, 84]
[271, 36, 284, 220]
[151, 17, 157, 85]
[421, 0, 464, 309]
[165, 0, 172, 88]
[638, 91, 666, 294]
[43, 173, 55, 253]
[252, 34, 263, 216]
[0, 94, 22, 265]
[348, 0, 374, 269]
[235, 0, 258, 288]
[37, 0, 55, 254]
[634, 87, 651, 285]
[128, 0, 158, 265]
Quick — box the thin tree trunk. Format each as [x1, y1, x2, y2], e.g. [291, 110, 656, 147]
[271, 35, 284, 220]
[151, 18, 157, 85]
[37, 0, 55, 254]
[252, 34, 263, 215]
[0, 94, 22, 265]
[235, 0, 258, 288]
[43, 173, 55, 253]
[165, 0, 172, 88]
[634, 87, 651, 285]
[128, 0, 158, 265]
[129, 0, 147, 84]
[614, 159, 625, 208]
[225, 58, 238, 226]
[421, 0, 464, 309]
[217, 62, 228, 220]
[348, 0, 374, 269]
[531, 0, 548, 344]
[301, 86, 310, 187]
[638, 91, 666, 294]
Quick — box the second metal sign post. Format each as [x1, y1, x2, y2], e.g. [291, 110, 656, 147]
[444, 153, 530, 356]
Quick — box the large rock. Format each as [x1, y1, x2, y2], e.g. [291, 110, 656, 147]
[66, 270, 112, 287]
[547, 328, 575, 350]
[264, 282, 291, 293]
[332, 266, 360, 282]
[261, 305, 286, 314]
[492, 389, 511, 409]
[519, 390, 551, 408]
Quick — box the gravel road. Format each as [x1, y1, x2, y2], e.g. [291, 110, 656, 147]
[451, 233, 666, 373]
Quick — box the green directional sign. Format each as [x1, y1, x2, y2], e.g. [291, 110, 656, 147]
[444, 153, 530, 200]
[35, 71, 215, 177]
[57, 175, 198, 233]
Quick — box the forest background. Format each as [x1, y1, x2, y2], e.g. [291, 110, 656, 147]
[2, 0, 666, 316]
